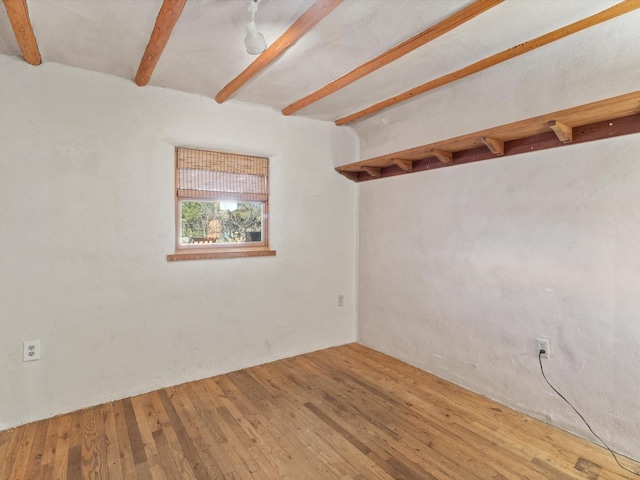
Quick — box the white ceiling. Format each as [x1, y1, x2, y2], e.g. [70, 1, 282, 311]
[0, 0, 627, 124]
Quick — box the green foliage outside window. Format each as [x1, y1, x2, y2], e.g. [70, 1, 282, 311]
[180, 201, 262, 244]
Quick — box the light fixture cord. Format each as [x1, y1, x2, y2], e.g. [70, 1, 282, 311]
[248, 0, 260, 20]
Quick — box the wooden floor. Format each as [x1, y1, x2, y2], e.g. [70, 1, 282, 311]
[1, 344, 639, 480]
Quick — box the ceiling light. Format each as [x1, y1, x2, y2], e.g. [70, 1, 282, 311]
[244, 0, 267, 55]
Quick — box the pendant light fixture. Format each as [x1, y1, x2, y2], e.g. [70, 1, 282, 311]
[244, 0, 267, 55]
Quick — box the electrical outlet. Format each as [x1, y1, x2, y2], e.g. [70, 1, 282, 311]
[338, 295, 344, 307]
[536, 337, 550, 359]
[23, 340, 41, 362]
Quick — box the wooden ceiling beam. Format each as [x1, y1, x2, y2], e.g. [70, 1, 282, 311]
[216, 0, 343, 104]
[135, 0, 186, 87]
[548, 120, 573, 143]
[281, 0, 503, 116]
[335, 1, 640, 126]
[2, 0, 41, 65]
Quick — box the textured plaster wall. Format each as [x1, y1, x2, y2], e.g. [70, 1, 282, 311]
[0, 54, 357, 429]
[356, 6, 640, 462]
[358, 135, 640, 460]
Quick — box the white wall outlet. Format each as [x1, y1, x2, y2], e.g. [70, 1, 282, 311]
[536, 337, 550, 359]
[338, 295, 344, 307]
[23, 340, 41, 362]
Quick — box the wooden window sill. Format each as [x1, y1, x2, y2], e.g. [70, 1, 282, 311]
[167, 248, 276, 261]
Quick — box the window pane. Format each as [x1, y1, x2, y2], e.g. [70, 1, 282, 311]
[180, 201, 262, 245]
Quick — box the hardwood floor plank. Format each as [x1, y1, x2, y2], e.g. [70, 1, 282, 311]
[112, 399, 138, 480]
[130, 395, 168, 480]
[216, 404, 262, 474]
[336, 349, 568, 477]
[81, 406, 110, 479]
[176, 382, 237, 477]
[1, 344, 639, 479]
[341, 344, 639, 479]
[216, 374, 338, 480]
[50, 414, 72, 480]
[158, 387, 224, 480]
[294, 360, 479, 479]
[265, 357, 503, 479]
[1, 428, 23, 480]
[121, 397, 148, 467]
[0, 428, 14, 479]
[39, 415, 60, 478]
[100, 403, 124, 480]
[245, 364, 393, 480]
[151, 428, 182, 480]
[167, 384, 230, 479]
[194, 378, 296, 479]
[65, 410, 83, 480]
[279, 355, 460, 476]
[146, 392, 198, 480]
[5, 422, 37, 480]
[262, 380, 392, 479]
[23, 417, 48, 479]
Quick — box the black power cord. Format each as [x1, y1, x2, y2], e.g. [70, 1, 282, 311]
[538, 350, 640, 477]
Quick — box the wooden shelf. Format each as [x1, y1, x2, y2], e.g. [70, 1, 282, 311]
[337, 90, 640, 182]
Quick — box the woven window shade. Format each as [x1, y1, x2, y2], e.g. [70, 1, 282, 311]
[177, 147, 268, 202]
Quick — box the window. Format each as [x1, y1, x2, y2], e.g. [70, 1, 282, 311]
[167, 147, 276, 261]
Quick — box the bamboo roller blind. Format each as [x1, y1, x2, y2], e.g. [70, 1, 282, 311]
[176, 147, 269, 202]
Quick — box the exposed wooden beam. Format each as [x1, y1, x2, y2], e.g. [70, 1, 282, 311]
[2, 0, 41, 65]
[335, 1, 640, 126]
[281, 0, 503, 116]
[362, 166, 381, 178]
[216, 0, 343, 104]
[430, 149, 453, 164]
[135, 0, 186, 86]
[548, 120, 573, 143]
[392, 159, 414, 171]
[480, 136, 504, 155]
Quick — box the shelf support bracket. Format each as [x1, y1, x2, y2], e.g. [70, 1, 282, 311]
[480, 136, 504, 155]
[430, 149, 453, 164]
[392, 158, 414, 171]
[362, 166, 381, 178]
[548, 120, 573, 143]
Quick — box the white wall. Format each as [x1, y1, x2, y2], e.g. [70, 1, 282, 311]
[358, 136, 640, 460]
[356, 6, 640, 462]
[0, 54, 358, 429]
